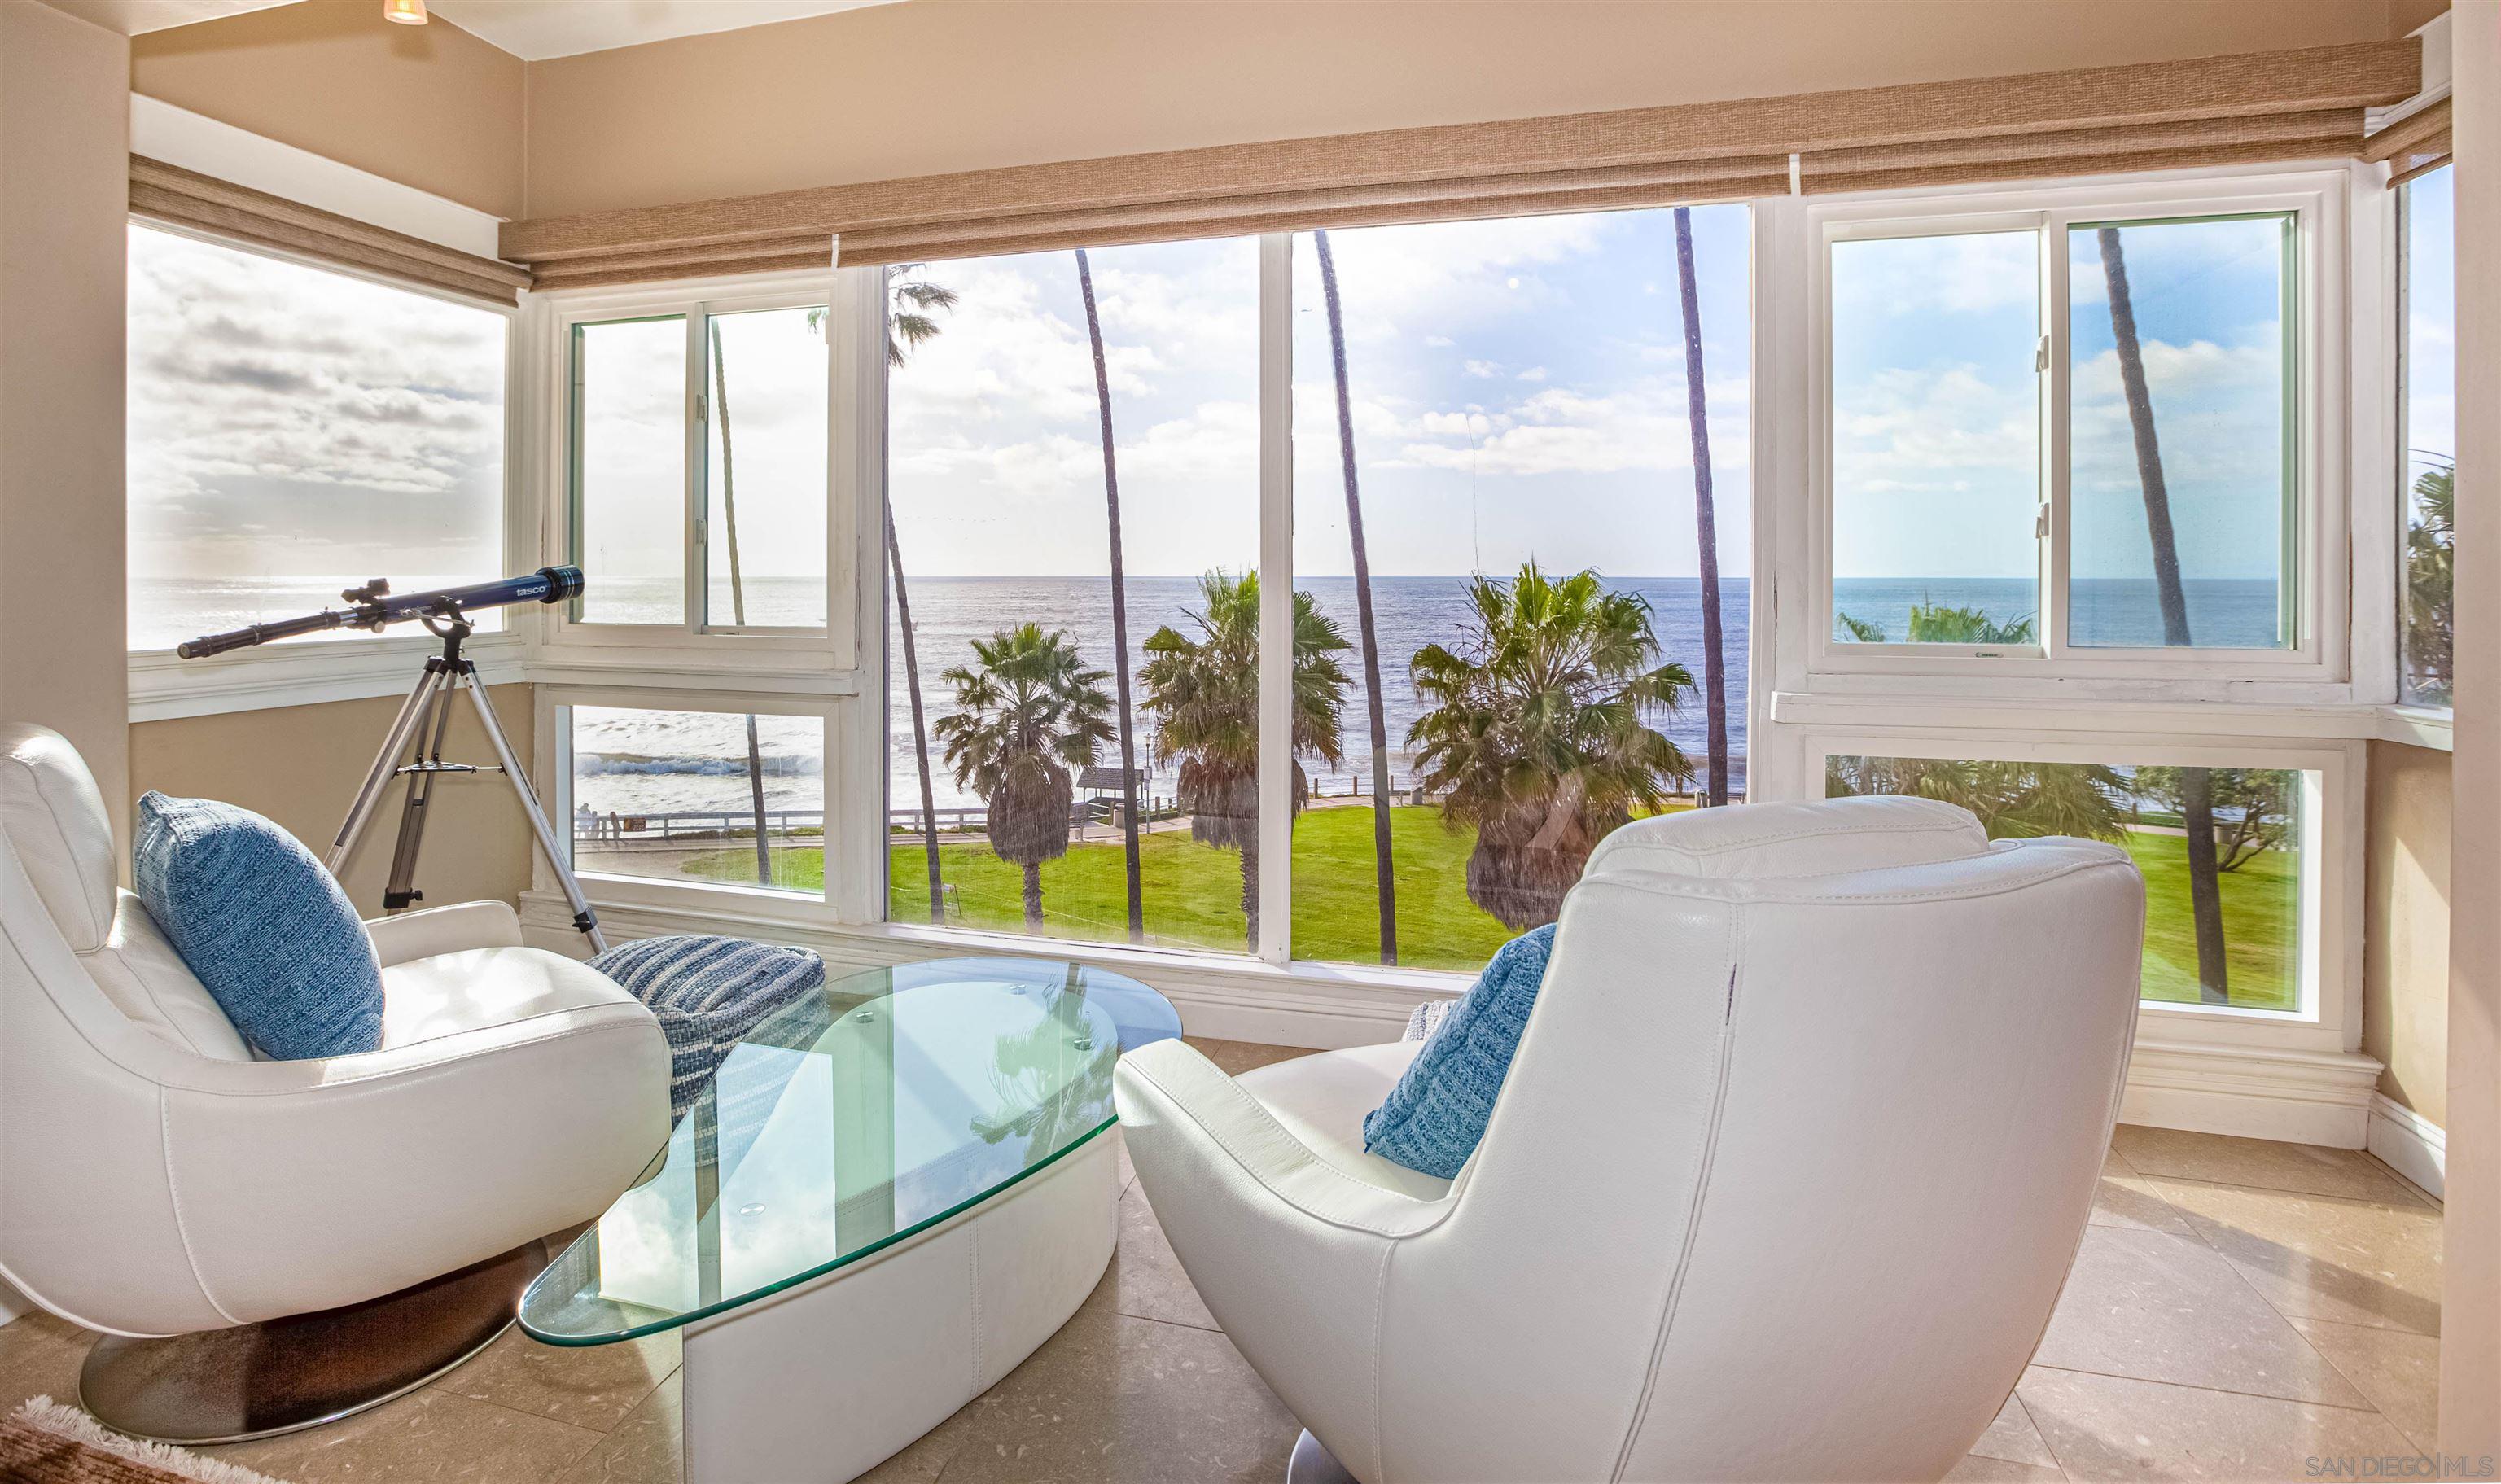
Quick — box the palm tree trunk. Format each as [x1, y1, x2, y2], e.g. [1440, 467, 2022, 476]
[1237, 828, 1259, 952]
[2098, 226, 2228, 1005]
[1673, 208, 1730, 808]
[885, 501, 944, 922]
[1021, 860, 1043, 935]
[1075, 249, 1145, 943]
[708, 322, 775, 887]
[1314, 230, 1398, 963]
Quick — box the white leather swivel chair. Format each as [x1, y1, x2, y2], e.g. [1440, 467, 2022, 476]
[1115, 795, 2144, 1484]
[0, 722, 670, 1442]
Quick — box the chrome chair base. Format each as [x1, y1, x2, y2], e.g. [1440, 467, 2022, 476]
[1288, 1427, 1361, 1484]
[78, 1239, 548, 1445]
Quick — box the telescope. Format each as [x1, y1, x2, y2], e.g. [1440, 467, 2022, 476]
[175, 566, 586, 659]
[173, 564, 607, 951]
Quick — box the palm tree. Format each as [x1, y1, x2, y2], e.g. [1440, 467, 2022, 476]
[1408, 563, 1696, 930]
[2097, 225, 2229, 1005]
[1074, 248, 1145, 943]
[2405, 461, 2455, 703]
[1312, 229, 1399, 963]
[1139, 570, 1352, 951]
[817, 268, 961, 921]
[1836, 600, 2037, 646]
[931, 624, 1114, 934]
[706, 319, 777, 886]
[1672, 206, 1730, 808]
[1827, 755, 2127, 843]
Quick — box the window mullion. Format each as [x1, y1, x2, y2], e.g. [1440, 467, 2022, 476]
[1255, 233, 1294, 967]
[685, 307, 709, 636]
[2045, 216, 2073, 663]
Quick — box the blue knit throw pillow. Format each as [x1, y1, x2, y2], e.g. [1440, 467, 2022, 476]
[133, 791, 384, 1060]
[1362, 924, 1557, 1179]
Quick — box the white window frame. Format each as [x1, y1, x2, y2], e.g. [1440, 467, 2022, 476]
[1792, 167, 2359, 702]
[526, 269, 850, 695]
[1754, 720, 2365, 1058]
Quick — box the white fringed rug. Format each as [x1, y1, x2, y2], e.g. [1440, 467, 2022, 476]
[0, 1398, 293, 1484]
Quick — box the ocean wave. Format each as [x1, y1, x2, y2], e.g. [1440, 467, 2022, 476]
[577, 753, 824, 778]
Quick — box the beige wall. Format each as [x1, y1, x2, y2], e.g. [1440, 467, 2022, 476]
[129, 684, 538, 913]
[1, 0, 131, 838]
[518, 0, 2444, 218]
[2365, 741, 2452, 1127]
[129, 0, 524, 217]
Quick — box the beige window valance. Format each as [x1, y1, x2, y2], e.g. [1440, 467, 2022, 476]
[502, 37, 2418, 289]
[129, 156, 532, 307]
[2366, 97, 2452, 186]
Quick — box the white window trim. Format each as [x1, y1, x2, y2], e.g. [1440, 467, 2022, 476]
[1754, 720, 2366, 1059]
[125, 102, 526, 720]
[1784, 164, 2365, 703]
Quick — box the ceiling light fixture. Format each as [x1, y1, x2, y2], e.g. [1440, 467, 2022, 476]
[384, 0, 428, 25]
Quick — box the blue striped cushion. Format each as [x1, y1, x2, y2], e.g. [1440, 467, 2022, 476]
[1364, 924, 1557, 1179]
[588, 935, 826, 1122]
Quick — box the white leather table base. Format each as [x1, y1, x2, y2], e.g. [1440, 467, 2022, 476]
[680, 1134, 1119, 1484]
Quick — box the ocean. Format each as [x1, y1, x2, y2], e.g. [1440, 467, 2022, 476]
[136, 572, 2282, 823]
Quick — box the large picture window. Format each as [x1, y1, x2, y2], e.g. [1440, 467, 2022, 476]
[883, 239, 1260, 952]
[126, 225, 508, 652]
[1286, 208, 1750, 970]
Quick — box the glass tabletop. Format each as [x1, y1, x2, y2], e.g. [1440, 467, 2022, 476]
[519, 956, 1180, 1345]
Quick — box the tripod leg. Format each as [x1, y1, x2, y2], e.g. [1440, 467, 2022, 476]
[329, 662, 446, 878]
[381, 670, 458, 911]
[457, 669, 607, 953]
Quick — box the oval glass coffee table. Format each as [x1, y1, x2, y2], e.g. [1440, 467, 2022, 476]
[519, 955, 1180, 1483]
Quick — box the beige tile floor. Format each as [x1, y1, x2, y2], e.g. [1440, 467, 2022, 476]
[0, 1040, 2446, 1483]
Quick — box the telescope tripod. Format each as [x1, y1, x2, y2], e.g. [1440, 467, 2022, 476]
[329, 616, 605, 952]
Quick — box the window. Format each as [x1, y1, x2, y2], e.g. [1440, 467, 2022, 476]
[126, 225, 507, 651]
[1287, 208, 1750, 970]
[2067, 215, 2294, 650]
[566, 703, 825, 896]
[1814, 180, 2324, 672]
[2399, 165, 2454, 707]
[1829, 229, 2042, 647]
[570, 317, 685, 625]
[1826, 753, 2310, 1014]
[565, 297, 830, 632]
[883, 239, 1260, 952]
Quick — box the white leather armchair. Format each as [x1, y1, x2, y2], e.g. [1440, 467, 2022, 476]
[0, 722, 670, 1431]
[1115, 795, 2144, 1484]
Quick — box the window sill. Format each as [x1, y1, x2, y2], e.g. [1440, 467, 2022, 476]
[519, 884, 1465, 1048]
[2373, 704, 2454, 751]
[519, 886, 2384, 1145]
[1767, 689, 2427, 745]
[129, 630, 524, 722]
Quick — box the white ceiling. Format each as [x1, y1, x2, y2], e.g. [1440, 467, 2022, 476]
[40, 0, 293, 35]
[426, 0, 905, 61]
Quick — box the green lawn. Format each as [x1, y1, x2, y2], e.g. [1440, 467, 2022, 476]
[681, 809, 2298, 1007]
[2127, 829, 2299, 1013]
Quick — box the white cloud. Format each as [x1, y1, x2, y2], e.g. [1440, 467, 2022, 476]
[1463, 359, 1500, 379]
[1515, 366, 1548, 383]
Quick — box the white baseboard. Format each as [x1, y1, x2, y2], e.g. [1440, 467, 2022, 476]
[0, 1276, 34, 1327]
[529, 893, 2386, 1149]
[2119, 1038, 2382, 1149]
[2367, 1092, 2446, 1197]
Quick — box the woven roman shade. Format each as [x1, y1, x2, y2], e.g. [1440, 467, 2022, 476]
[2367, 97, 2453, 185]
[502, 37, 2417, 287]
[131, 156, 533, 307]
